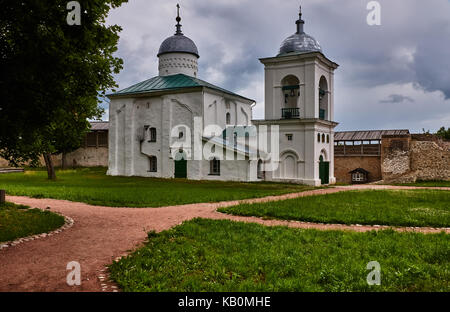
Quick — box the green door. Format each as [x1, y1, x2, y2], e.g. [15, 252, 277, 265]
[174, 152, 187, 178]
[319, 156, 329, 185]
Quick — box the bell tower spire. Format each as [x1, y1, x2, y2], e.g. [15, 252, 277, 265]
[296, 5, 305, 34]
[175, 4, 183, 35]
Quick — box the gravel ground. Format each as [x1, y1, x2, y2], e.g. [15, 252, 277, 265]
[1, 185, 448, 292]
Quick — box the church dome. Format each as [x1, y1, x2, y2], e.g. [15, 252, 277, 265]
[158, 34, 199, 58]
[157, 5, 199, 58]
[278, 32, 322, 55]
[277, 7, 322, 56]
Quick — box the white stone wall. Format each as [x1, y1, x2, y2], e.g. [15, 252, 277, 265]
[107, 89, 255, 182]
[262, 54, 336, 121]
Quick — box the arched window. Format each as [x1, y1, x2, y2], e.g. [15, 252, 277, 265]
[210, 158, 220, 175]
[317, 133, 321, 143]
[148, 156, 157, 172]
[281, 75, 300, 119]
[226, 112, 231, 125]
[327, 134, 330, 143]
[149, 127, 157, 142]
[319, 76, 328, 120]
[322, 134, 325, 143]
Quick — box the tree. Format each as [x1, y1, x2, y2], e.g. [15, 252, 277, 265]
[0, 0, 126, 179]
[436, 127, 450, 140]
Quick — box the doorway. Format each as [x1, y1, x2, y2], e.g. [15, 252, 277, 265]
[174, 151, 187, 178]
[319, 155, 329, 185]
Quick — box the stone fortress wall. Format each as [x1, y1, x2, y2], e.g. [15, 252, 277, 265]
[381, 134, 450, 183]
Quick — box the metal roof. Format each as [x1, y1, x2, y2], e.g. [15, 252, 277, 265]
[278, 32, 322, 56]
[157, 5, 199, 58]
[158, 34, 199, 58]
[108, 74, 254, 102]
[335, 130, 410, 141]
[89, 121, 109, 131]
[278, 7, 322, 56]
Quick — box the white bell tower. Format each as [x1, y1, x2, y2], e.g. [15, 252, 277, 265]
[255, 7, 339, 186]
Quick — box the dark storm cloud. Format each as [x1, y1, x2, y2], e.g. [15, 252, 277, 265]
[106, 0, 450, 131]
[380, 94, 414, 104]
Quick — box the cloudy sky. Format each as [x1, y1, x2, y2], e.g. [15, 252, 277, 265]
[104, 0, 450, 133]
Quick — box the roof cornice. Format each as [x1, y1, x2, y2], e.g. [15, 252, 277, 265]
[259, 51, 339, 69]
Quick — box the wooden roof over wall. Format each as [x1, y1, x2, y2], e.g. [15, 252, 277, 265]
[90, 121, 109, 131]
[335, 130, 409, 141]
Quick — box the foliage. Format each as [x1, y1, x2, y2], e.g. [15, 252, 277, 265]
[109, 219, 450, 292]
[219, 190, 450, 227]
[0, 202, 65, 242]
[0, 0, 127, 178]
[0, 167, 316, 207]
[436, 127, 450, 140]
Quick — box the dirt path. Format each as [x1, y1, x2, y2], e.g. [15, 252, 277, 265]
[0, 185, 448, 292]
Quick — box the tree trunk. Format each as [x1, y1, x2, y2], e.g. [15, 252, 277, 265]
[61, 153, 67, 170]
[43, 153, 56, 180]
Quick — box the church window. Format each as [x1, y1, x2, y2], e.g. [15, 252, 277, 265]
[226, 112, 231, 125]
[148, 156, 157, 172]
[322, 134, 325, 143]
[286, 134, 293, 141]
[327, 135, 330, 143]
[209, 158, 220, 175]
[319, 76, 328, 120]
[317, 133, 321, 143]
[149, 127, 157, 142]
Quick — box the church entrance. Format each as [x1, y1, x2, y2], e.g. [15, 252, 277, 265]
[174, 150, 187, 178]
[319, 155, 329, 185]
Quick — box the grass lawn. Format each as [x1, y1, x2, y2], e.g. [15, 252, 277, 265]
[218, 190, 450, 228]
[391, 180, 450, 187]
[0, 167, 315, 207]
[0, 202, 65, 243]
[109, 219, 449, 292]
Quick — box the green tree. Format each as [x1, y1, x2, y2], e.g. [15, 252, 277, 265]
[0, 0, 126, 179]
[436, 127, 450, 140]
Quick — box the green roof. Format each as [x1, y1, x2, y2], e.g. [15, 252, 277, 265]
[108, 74, 254, 102]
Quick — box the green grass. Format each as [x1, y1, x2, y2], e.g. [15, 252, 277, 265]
[0, 167, 315, 207]
[0, 202, 65, 243]
[218, 190, 450, 228]
[109, 219, 449, 292]
[391, 180, 450, 187]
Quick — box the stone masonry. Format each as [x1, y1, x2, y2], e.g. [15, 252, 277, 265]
[381, 134, 450, 183]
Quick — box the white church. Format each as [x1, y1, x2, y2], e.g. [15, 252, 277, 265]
[107, 6, 338, 186]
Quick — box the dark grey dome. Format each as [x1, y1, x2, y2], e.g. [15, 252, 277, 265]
[278, 32, 322, 56]
[277, 7, 322, 56]
[157, 34, 199, 58]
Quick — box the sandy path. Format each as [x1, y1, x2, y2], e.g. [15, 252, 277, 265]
[0, 185, 448, 292]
